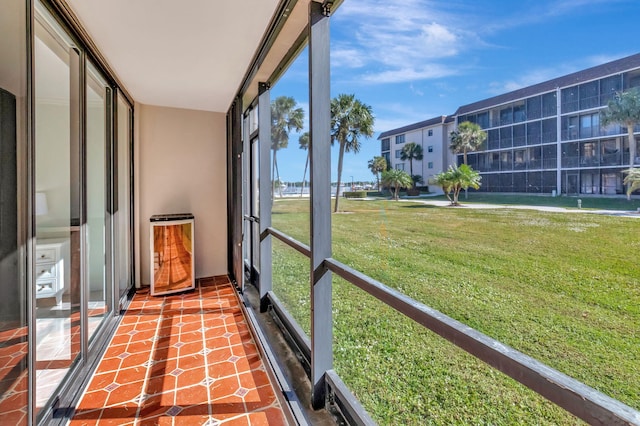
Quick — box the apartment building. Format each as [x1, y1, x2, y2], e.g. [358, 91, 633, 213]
[378, 115, 454, 188]
[381, 53, 640, 195]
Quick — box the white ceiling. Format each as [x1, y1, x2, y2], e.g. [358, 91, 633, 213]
[66, 0, 280, 112]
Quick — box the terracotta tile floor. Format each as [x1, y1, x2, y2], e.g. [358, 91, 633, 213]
[0, 322, 28, 425]
[70, 276, 289, 425]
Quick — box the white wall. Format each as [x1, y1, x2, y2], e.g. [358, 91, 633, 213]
[387, 122, 455, 194]
[137, 104, 227, 285]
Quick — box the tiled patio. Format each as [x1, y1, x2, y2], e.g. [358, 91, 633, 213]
[69, 276, 289, 425]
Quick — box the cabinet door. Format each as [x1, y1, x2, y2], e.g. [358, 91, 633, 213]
[151, 220, 194, 295]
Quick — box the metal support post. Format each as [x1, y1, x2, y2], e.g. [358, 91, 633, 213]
[258, 82, 273, 311]
[309, 0, 332, 410]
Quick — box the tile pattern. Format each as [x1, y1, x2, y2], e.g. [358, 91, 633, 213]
[0, 323, 28, 425]
[0, 301, 111, 423]
[70, 276, 288, 425]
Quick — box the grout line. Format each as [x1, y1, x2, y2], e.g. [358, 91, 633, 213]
[198, 282, 214, 423]
[133, 294, 164, 425]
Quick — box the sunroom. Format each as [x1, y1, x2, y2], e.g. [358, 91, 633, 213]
[1, 0, 639, 425]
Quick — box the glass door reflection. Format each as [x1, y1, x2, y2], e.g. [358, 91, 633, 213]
[86, 60, 111, 344]
[34, 6, 81, 415]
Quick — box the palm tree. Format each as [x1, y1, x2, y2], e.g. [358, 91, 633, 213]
[623, 167, 640, 199]
[298, 132, 309, 196]
[367, 156, 387, 190]
[433, 164, 481, 206]
[449, 121, 487, 165]
[601, 87, 640, 167]
[400, 142, 423, 186]
[331, 94, 375, 212]
[381, 169, 413, 201]
[271, 96, 304, 198]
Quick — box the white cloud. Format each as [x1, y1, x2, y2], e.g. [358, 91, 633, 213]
[331, 47, 367, 69]
[361, 64, 459, 84]
[332, 0, 631, 86]
[487, 52, 635, 94]
[409, 84, 424, 96]
[332, 0, 474, 84]
[372, 102, 441, 133]
[488, 67, 571, 94]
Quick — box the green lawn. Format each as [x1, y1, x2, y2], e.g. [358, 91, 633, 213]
[270, 198, 640, 425]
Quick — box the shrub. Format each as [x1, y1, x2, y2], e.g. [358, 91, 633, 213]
[343, 191, 368, 198]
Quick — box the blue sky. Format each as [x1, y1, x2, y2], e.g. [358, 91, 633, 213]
[270, 0, 640, 183]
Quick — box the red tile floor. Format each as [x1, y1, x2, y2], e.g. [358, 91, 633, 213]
[0, 323, 28, 425]
[70, 276, 289, 425]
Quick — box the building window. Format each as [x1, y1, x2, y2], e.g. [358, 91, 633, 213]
[600, 75, 622, 105]
[428, 129, 433, 136]
[562, 86, 579, 113]
[562, 115, 579, 140]
[542, 118, 557, 143]
[526, 96, 542, 120]
[488, 129, 500, 150]
[542, 92, 557, 117]
[396, 163, 405, 170]
[395, 149, 402, 158]
[395, 134, 405, 144]
[428, 145, 433, 153]
[580, 81, 599, 110]
[513, 101, 526, 123]
[428, 162, 433, 169]
[381, 138, 390, 151]
[477, 112, 490, 128]
[382, 152, 390, 164]
[500, 106, 513, 125]
[579, 113, 600, 139]
[526, 121, 541, 145]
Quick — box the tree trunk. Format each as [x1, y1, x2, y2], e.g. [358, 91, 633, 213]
[409, 159, 414, 187]
[334, 142, 346, 212]
[271, 149, 277, 199]
[463, 150, 468, 198]
[463, 149, 468, 165]
[628, 124, 637, 167]
[453, 187, 460, 205]
[273, 150, 282, 198]
[376, 173, 380, 190]
[300, 153, 309, 196]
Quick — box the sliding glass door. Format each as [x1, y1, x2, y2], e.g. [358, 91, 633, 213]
[34, 7, 82, 416]
[0, 1, 134, 423]
[86, 61, 111, 344]
[31, 2, 133, 422]
[0, 0, 28, 424]
[116, 95, 133, 299]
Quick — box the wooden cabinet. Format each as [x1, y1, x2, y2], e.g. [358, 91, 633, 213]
[150, 214, 195, 296]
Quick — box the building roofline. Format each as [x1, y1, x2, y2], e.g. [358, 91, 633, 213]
[455, 52, 640, 115]
[377, 115, 454, 139]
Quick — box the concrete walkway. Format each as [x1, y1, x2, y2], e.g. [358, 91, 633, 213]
[401, 197, 640, 218]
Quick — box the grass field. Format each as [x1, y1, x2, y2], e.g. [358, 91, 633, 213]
[270, 197, 640, 425]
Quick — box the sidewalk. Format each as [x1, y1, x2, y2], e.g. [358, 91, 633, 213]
[404, 198, 640, 218]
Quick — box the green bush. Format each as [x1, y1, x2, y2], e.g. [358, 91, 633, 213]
[343, 191, 368, 198]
